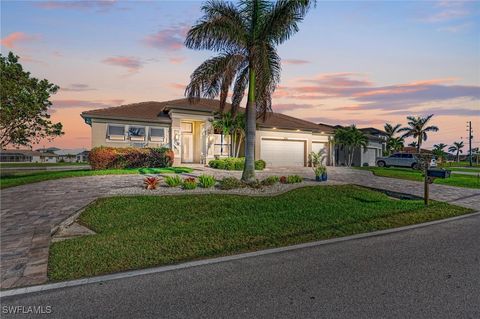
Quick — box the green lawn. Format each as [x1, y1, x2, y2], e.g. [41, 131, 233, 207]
[358, 167, 480, 189]
[446, 167, 480, 173]
[440, 161, 479, 168]
[48, 185, 472, 281]
[0, 162, 89, 167]
[0, 167, 193, 189]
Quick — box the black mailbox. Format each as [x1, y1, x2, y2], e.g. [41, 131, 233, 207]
[427, 169, 451, 179]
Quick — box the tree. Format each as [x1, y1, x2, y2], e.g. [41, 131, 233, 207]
[398, 114, 439, 153]
[184, 0, 314, 181]
[334, 125, 368, 167]
[408, 141, 418, 148]
[448, 141, 464, 162]
[387, 136, 404, 153]
[384, 123, 402, 155]
[210, 110, 246, 157]
[0, 52, 63, 148]
[433, 143, 447, 162]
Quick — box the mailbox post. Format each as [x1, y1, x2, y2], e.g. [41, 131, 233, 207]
[417, 153, 451, 206]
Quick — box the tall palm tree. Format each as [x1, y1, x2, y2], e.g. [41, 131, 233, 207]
[398, 114, 439, 153]
[387, 136, 404, 153]
[384, 123, 402, 155]
[334, 125, 368, 167]
[433, 143, 447, 162]
[408, 141, 418, 148]
[184, 0, 314, 181]
[449, 141, 464, 162]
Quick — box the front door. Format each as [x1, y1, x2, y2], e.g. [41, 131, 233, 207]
[182, 133, 193, 163]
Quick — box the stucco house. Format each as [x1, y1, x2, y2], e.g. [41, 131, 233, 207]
[0, 150, 58, 163]
[81, 98, 335, 167]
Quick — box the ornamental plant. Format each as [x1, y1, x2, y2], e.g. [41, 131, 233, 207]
[182, 177, 197, 190]
[164, 175, 182, 187]
[198, 174, 215, 188]
[286, 175, 303, 184]
[144, 177, 160, 190]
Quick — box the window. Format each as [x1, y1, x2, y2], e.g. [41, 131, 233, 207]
[390, 153, 401, 158]
[128, 126, 146, 141]
[213, 134, 231, 156]
[149, 127, 165, 142]
[181, 122, 193, 133]
[401, 154, 413, 158]
[107, 125, 125, 140]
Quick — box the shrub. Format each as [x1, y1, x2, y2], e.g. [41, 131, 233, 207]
[280, 176, 287, 184]
[89, 146, 174, 170]
[286, 175, 303, 184]
[208, 157, 266, 171]
[218, 177, 245, 190]
[261, 176, 279, 186]
[144, 177, 160, 190]
[164, 175, 182, 187]
[198, 174, 216, 188]
[246, 179, 263, 189]
[182, 177, 197, 190]
[255, 159, 267, 170]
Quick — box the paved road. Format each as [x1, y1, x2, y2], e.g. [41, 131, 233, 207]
[2, 213, 479, 319]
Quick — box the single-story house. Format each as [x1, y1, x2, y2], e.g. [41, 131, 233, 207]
[81, 98, 335, 167]
[53, 148, 90, 163]
[332, 126, 387, 167]
[0, 150, 58, 163]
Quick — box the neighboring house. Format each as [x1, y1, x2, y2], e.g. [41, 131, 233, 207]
[0, 150, 58, 163]
[330, 126, 387, 167]
[81, 98, 335, 167]
[53, 148, 90, 162]
[36, 147, 61, 153]
[402, 146, 432, 154]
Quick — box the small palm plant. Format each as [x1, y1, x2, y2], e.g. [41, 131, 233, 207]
[449, 141, 464, 162]
[384, 123, 402, 155]
[398, 114, 439, 153]
[334, 125, 369, 166]
[433, 143, 447, 163]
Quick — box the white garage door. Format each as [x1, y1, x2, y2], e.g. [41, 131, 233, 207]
[362, 147, 377, 166]
[260, 139, 305, 166]
[312, 142, 326, 154]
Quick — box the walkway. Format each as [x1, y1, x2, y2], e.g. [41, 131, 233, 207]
[1, 167, 478, 289]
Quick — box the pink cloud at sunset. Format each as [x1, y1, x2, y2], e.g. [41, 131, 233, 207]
[282, 59, 310, 65]
[144, 27, 188, 51]
[101, 56, 143, 74]
[0, 32, 38, 49]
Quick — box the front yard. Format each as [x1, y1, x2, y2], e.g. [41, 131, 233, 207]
[358, 167, 480, 189]
[48, 185, 472, 281]
[0, 167, 193, 189]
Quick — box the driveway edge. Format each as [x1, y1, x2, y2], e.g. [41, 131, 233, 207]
[2, 210, 479, 298]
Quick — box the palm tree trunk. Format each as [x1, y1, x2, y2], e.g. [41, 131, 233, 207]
[242, 68, 256, 182]
[417, 136, 421, 153]
[236, 134, 243, 157]
[457, 151, 460, 162]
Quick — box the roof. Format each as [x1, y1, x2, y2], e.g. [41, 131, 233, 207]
[359, 127, 387, 136]
[1, 149, 58, 157]
[36, 147, 61, 152]
[81, 98, 334, 134]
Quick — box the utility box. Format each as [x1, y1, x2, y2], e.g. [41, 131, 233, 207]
[427, 169, 451, 179]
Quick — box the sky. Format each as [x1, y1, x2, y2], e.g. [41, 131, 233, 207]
[1, 0, 479, 150]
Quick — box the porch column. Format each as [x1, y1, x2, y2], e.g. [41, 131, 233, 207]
[204, 119, 215, 164]
[171, 116, 181, 165]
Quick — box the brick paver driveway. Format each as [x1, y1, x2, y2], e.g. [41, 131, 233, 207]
[1, 167, 478, 289]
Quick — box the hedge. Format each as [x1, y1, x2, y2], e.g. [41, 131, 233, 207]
[89, 147, 174, 170]
[208, 157, 266, 171]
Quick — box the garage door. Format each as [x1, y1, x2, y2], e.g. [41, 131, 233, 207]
[260, 139, 305, 166]
[312, 142, 326, 154]
[362, 147, 377, 166]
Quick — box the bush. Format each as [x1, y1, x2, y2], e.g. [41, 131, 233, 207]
[164, 175, 182, 187]
[261, 176, 279, 186]
[89, 146, 174, 170]
[198, 174, 216, 188]
[218, 177, 245, 190]
[182, 177, 197, 190]
[255, 159, 266, 170]
[144, 177, 160, 190]
[246, 179, 263, 189]
[286, 175, 303, 184]
[208, 157, 266, 171]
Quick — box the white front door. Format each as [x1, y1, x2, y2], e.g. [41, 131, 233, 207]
[182, 134, 193, 163]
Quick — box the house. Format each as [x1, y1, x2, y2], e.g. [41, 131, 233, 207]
[53, 148, 90, 163]
[81, 98, 335, 167]
[330, 126, 387, 167]
[0, 150, 58, 163]
[76, 150, 90, 162]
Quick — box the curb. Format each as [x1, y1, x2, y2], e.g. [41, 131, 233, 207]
[2, 210, 479, 298]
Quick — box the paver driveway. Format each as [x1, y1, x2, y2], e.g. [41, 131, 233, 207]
[1, 167, 478, 289]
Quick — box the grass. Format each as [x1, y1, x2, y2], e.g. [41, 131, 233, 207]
[445, 167, 480, 173]
[0, 167, 193, 189]
[0, 162, 89, 167]
[440, 161, 480, 168]
[358, 167, 480, 189]
[48, 185, 472, 281]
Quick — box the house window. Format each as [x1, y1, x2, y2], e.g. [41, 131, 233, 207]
[128, 126, 146, 141]
[107, 125, 125, 140]
[181, 122, 193, 133]
[149, 127, 165, 142]
[213, 134, 231, 156]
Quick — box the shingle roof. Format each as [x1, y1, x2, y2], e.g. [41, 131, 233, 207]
[81, 98, 334, 133]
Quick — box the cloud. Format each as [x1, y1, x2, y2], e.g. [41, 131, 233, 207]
[438, 22, 472, 33]
[52, 99, 124, 110]
[304, 116, 386, 127]
[102, 56, 143, 74]
[36, 0, 119, 12]
[273, 103, 318, 112]
[61, 84, 96, 92]
[169, 56, 186, 64]
[168, 83, 186, 90]
[282, 59, 310, 65]
[0, 32, 38, 49]
[144, 26, 188, 51]
[299, 72, 373, 87]
[386, 107, 479, 117]
[422, 0, 472, 23]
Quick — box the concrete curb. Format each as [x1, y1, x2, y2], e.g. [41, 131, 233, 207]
[2, 210, 479, 298]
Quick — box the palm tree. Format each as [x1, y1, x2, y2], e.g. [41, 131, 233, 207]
[408, 141, 418, 148]
[184, 0, 314, 181]
[384, 123, 402, 155]
[334, 125, 368, 167]
[387, 136, 404, 153]
[433, 143, 447, 162]
[211, 111, 246, 157]
[398, 114, 439, 153]
[448, 141, 464, 162]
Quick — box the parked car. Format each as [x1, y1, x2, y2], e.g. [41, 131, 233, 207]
[376, 153, 437, 169]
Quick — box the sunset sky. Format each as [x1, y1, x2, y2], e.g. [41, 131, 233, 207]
[1, 0, 479, 150]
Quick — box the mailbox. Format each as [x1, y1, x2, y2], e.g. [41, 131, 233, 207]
[427, 169, 451, 179]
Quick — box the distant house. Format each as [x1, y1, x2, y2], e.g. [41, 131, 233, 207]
[53, 148, 89, 163]
[329, 126, 388, 167]
[76, 150, 90, 162]
[0, 150, 58, 163]
[402, 146, 432, 154]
